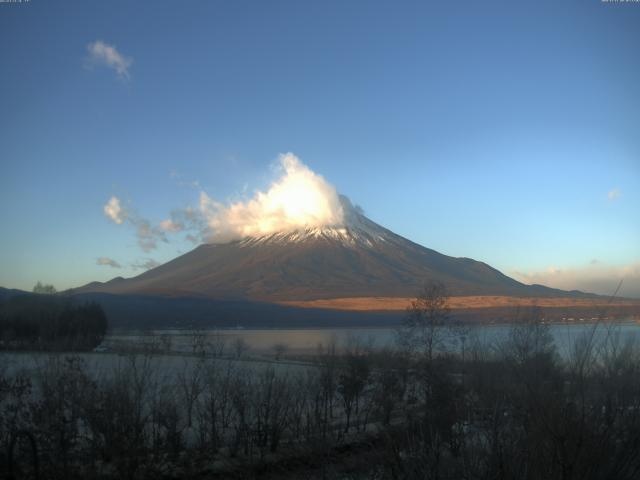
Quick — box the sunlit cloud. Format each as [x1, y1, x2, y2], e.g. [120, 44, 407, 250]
[513, 261, 640, 298]
[199, 153, 344, 242]
[96, 257, 121, 269]
[103, 196, 126, 224]
[86, 40, 133, 80]
[102, 153, 345, 251]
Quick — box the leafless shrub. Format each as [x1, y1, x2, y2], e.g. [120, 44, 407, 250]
[208, 330, 227, 358]
[232, 337, 249, 359]
[190, 329, 207, 357]
[337, 345, 370, 432]
[399, 281, 452, 361]
[196, 360, 235, 454]
[176, 357, 204, 428]
[272, 342, 288, 361]
[31, 355, 94, 478]
[81, 355, 156, 479]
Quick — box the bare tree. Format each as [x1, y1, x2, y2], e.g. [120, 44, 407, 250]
[316, 338, 339, 435]
[32, 355, 93, 478]
[337, 345, 371, 432]
[232, 337, 249, 359]
[503, 306, 556, 368]
[272, 343, 288, 361]
[209, 330, 227, 358]
[229, 368, 251, 457]
[160, 333, 173, 354]
[190, 329, 208, 357]
[252, 367, 292, 456]
[177, 358, 204, 428]
[82, 354, 156, 479]
[399, 281, 451, 361]
[197, 360, 235, 453]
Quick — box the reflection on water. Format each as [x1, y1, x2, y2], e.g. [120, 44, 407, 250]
[107, 320, 640, 357]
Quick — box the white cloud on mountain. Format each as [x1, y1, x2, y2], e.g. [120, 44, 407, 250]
[199, 153, 344, 242]
[103, 154, 342, 248]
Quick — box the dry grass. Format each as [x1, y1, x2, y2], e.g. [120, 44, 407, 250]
[279, 296, 640, 312]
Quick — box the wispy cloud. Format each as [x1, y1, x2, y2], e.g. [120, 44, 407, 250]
[185, 234, 199, 244]
[103, 196, 167, 252]
[96, 257, 121, 269]
[608, 188, 621, 201]
[131, 258, 161, 271]
[135, 219, 166, 252]
[512, 261, 640, 298]
[102, 153, 343, 249]
[160, 219, 184, 233]
[164, 206, 206, 240]
[86, 40, 133, 80]
[170, 170, 200, 189]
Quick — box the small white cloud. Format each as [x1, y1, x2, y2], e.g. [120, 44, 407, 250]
[96, 257, 121, 269]
[104, 196, 126, 224]
[86, 40, 133, 80]
[608, 188, 621, 201]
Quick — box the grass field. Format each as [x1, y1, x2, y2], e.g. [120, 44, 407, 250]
[280, 295, 640, 311]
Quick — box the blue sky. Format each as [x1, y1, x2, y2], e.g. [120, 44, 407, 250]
[1, 0, 639, 296]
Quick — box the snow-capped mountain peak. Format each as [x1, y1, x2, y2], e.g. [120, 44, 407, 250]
[236, 196, 393, 248]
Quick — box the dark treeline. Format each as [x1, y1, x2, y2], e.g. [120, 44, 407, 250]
[0, 294, 108, 351]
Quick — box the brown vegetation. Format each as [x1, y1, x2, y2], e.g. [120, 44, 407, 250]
[280, 295, 640, 312]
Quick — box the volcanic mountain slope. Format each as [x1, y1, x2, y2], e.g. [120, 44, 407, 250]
[78, 198, 587, 301]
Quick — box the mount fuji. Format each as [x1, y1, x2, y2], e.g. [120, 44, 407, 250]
[77, 197, 582, 302]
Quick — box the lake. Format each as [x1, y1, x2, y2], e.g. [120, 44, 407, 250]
[105, 320, 640, 357]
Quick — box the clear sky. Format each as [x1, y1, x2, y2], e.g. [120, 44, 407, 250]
[1, 0, 639, 297]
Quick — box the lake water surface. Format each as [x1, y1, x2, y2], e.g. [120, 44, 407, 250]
[107, 320, 640, 357]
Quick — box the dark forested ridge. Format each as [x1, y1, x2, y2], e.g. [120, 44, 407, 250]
[0, 292, 108, 351]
